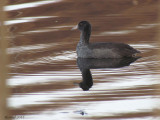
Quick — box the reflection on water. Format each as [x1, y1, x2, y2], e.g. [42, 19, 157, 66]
[5, 0, 160, 120]
[77, 57, 139, 91]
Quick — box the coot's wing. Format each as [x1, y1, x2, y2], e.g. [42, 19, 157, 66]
[88, 42, 140, 57]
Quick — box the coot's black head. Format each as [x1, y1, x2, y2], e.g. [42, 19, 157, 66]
[78, 21, 91, 32]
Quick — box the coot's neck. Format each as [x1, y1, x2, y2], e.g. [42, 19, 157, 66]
[79, 28, 91, 45]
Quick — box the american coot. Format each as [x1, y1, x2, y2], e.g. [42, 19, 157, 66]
[76, 21, 140, 58]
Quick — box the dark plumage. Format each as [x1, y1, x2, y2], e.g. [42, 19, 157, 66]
[76, 21, 140, 58]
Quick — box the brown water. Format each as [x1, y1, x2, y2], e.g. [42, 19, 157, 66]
[4, 0, 160, 120]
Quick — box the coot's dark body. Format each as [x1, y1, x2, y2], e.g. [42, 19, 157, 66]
[76, 21, 140, 58]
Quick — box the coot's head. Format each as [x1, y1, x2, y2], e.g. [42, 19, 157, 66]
[78, 21, 91, 32]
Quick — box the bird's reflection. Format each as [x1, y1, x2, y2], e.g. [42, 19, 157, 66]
[77, 57, 140, 91]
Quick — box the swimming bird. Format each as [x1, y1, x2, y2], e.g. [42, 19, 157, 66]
[75, 21, 140, 58]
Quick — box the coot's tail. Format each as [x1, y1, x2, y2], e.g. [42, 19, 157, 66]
[132, 49, 141, 57]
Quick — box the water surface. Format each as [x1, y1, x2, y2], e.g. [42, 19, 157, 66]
[6, 0, 160, 120]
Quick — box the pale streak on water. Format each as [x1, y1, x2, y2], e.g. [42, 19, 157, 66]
[6, 0, 160, 120]
[5, 16, 56, 25]
[4, 0, 62, 11]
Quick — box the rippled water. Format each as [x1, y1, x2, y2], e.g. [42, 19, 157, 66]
[5, 0, 160, 120]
